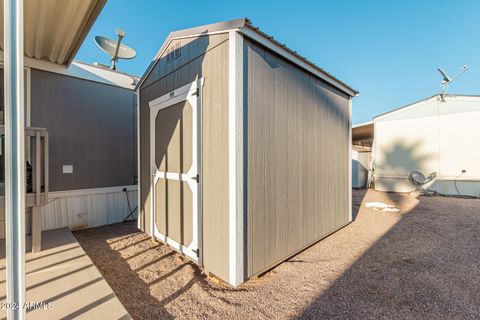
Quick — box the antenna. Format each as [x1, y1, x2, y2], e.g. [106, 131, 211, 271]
[437, 65, 468, 101]
[94, 29, 136, 71]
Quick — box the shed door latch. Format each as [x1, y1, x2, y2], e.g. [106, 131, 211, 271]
[191, 174, 200, 183]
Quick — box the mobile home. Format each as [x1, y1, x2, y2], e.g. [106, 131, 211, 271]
[0, 0, 138, 251]
[138, 18, 357, 286]
[372, 94, 480, 197]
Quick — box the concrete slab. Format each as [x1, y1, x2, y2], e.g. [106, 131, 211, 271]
[0, 228, 131, 319]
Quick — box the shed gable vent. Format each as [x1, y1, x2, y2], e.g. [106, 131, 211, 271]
[166, 42, 181, 63]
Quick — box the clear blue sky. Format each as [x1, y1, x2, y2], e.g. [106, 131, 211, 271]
[76, 0, 480, 124]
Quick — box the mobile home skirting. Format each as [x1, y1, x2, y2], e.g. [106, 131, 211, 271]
[0, 186, 137, 237]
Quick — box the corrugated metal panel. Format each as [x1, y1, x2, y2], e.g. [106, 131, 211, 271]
[0, 188, 137, 237]
[0, 0, 106, 65]
[41, 188, 137, 232]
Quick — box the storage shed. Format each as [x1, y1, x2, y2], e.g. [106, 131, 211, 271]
[137, 18, 357, 286]
[373, 94, 480, 197]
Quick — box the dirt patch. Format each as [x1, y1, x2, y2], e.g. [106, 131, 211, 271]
[74, 189, 480, 319]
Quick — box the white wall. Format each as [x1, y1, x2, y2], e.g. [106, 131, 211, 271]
[42, 186, 138, 232]
[0, 186, 138, 238]
[374, 95, 480, 196]
[352, 150, 371, 188]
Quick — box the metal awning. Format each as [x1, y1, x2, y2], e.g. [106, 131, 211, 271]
[0, 0, 106, 65]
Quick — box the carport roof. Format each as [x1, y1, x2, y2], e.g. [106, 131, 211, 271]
[353, 121, 374, 147]
[0, 0, 106, 65]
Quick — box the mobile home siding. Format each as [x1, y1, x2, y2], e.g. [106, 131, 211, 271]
[245, 40, 351, 277]
[374, 95, 480, 197]
[139, 34, 231, 280]
[30, 69, 137, 191]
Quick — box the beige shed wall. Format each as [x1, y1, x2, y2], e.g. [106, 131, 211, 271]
[139, 34, 230, 280]
[244, 40, 351, 277]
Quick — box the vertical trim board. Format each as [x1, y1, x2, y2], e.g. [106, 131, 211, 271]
[137, 90, 141, 231]
[228, 30, 245, 286]
[349, 98, 353, 221]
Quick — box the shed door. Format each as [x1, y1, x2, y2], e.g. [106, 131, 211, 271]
[149, 79, 202, 262]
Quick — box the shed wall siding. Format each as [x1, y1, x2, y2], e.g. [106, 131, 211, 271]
[139, 34, 230, 280]
[30, 69, 137, 192]
[245, 40, 351, 277]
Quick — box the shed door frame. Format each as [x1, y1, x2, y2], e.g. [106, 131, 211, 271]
[149, 78, 203, 264]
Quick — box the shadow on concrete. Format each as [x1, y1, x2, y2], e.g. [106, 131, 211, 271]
[0, 228, 130, 319]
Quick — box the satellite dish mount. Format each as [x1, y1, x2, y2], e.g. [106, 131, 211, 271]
[437, 65, 468, 101]
[94, 29, 136, 71]
[111, 29, 126, 70]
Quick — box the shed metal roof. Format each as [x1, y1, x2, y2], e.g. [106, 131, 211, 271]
[137, 18, 358, 97]
[0, 0, 106, 65]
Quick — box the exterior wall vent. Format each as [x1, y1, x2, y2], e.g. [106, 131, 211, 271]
[166, 42, 181, 63]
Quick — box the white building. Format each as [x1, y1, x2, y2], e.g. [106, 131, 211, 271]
[354, 94, 480, 197]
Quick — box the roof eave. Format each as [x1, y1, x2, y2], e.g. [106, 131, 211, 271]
[239, 24, 358, 97]
[65, 0, 107, 66]
[137, 18, 359, 97]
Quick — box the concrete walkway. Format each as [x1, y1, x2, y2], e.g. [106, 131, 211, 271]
[0, 228, 130, 319]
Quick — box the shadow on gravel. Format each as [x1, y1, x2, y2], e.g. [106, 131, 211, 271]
[300, 194, 480, 319]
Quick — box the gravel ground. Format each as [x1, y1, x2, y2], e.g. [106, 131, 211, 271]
[74, 189, 480, 319]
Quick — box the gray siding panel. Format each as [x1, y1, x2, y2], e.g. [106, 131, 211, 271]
[139, 34, 230, 280]
[245, 40, 350, 277]
[30, 69, 136, 192]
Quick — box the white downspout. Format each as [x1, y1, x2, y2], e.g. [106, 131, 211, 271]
[4, 0, 26, 319]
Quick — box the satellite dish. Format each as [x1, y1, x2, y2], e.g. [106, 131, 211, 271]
[437, 68, 451, 83]
[436, 65, 468, 100]
[409, 170, 437, 192]
[94, 29, 136, 70]
[95, 36, 136, 59]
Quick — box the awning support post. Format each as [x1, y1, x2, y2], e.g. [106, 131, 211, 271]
[4, 0, 26, 319]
